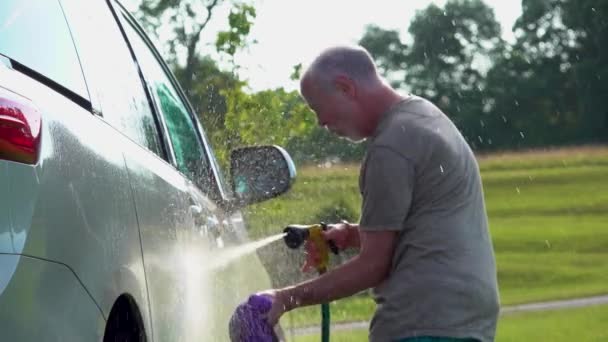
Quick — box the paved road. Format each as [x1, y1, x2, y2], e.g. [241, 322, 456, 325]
[286, 294, 608, 336]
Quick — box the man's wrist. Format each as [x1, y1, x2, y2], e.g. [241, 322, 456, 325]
[277, 287, 300, 312]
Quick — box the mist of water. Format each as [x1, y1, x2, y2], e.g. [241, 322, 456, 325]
[143, 231, 288, 339]
[205, 232, 287, 271]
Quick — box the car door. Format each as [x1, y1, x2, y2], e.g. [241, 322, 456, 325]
[113, 3, 276, 341]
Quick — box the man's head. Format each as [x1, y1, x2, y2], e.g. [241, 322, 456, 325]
[300, 45, 401, 141]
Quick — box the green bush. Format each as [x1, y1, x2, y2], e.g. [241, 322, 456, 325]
[313, 198, 359, 224]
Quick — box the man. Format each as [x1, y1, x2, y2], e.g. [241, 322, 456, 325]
[260, 45, 500, 342]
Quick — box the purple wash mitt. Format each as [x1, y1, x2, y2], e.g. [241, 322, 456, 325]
[229, 294, 279, 342]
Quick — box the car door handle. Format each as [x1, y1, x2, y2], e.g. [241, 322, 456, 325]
[189, 197, 224, 247]
[189, 203, 203, 216]
[205, 215, 224, 248]
[188, 194, 204, 222]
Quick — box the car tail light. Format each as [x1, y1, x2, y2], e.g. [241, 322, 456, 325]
[0, 88, 41, 164]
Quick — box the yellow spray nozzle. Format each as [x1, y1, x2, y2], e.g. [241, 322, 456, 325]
[283, 223, 339, 273]
[308, 224, 330, 272]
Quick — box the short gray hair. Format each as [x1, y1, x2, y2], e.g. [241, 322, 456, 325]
[305, 45, 379, 87]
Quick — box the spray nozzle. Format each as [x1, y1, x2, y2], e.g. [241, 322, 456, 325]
[283, 223, 339, 273]
[283, 224, 312, 249]
[283, 223, 339, 253]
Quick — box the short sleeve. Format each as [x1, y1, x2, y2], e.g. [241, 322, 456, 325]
[359, 146, 415, 231]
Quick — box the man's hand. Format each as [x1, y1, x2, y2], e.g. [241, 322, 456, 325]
[324, 221, 360, 250]
[301, 222, 360, 273]
[256, 289, 291, 326]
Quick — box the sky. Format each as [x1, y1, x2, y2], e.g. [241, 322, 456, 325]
[124, 0, 522, 92]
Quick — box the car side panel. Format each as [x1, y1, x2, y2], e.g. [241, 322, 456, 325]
[0, 66, 152, 337]
[0, 254, 104, 341]
[122, 139, 219, 341]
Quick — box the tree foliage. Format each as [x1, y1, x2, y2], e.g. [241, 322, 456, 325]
[135, 0, 607, 168]
[360, 0, 607, 151]
[136, 0, 255, 94]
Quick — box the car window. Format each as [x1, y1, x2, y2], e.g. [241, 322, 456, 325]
[0, 0, 89, 100]
[59, 0, 164, 158]
[118, 12, 217, 192]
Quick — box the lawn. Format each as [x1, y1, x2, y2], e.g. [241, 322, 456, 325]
[289, 304, 608, 341]
[244, 145, 608, 328]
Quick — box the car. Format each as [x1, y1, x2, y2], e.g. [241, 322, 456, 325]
[0, 0, 295, 340]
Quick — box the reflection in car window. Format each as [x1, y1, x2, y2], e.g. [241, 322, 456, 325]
[60, 0, 164, 158]
[119, 14, 215, 191]
[0, 0, 89, 99]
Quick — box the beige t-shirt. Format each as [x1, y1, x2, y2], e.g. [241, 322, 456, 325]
[358, 95, 500, 342]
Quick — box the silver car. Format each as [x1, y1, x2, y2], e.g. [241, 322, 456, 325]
[0, 1, 294, 341]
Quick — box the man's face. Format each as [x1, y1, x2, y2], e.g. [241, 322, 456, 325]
[301, 77, 366, 142]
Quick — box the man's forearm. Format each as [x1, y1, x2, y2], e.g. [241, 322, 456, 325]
[279, 252, 388, 311]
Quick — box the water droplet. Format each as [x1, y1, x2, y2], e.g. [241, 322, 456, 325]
[502, 115, 507, 123]
[451, 20, 456, 26]
[545, 240, 551, 248]
[515, 100, 520, 106]
[480, 120, 485, 127]
[440, 165, 444, 173]
[591, 7, 596, 12]
[516, 187, 521, 194]
[520, 131, 525, 139]
[478, 136, 483, 143]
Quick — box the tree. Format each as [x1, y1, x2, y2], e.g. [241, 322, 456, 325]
[405, 0, 503, 146]
[483, 47, 580, 149]
[135, 0, 261, 168]
[359, 25, 408, 87]
[359, 0, 504, 150]
[222, 88, 316, 153]
[136, 0, 256, 95]
[172, 56, 239, 134]
[560, 0, 608, 142]
[500, 0, 608, 145]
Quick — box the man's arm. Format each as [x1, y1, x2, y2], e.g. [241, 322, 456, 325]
[267, 228, 398, 324]
[335, 221, 361, 250]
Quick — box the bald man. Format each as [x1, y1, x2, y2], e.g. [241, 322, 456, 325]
[259, 46, 500, 342]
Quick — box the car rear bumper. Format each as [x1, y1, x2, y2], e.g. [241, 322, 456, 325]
[0, 254, 105, 341]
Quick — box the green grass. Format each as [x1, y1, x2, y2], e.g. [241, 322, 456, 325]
[495, 304, 608, 341]
[244, 146, 608, 327]
[292, 329, 367, 342]
[290, 304, 608, 341]
[282, 294, 376, 330]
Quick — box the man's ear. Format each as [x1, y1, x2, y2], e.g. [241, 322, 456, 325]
[333, 75, 357, 99]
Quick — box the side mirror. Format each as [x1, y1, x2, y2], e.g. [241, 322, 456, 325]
[230, 145, 296, 207]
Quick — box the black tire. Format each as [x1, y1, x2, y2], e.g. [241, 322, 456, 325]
[103, 295, 146, 342]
